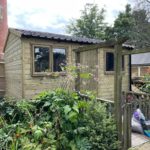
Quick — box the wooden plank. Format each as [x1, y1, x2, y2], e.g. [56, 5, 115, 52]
[127, 103, 132, 148]
[114, 44, 123, 146]
[75, 52, 80, 91]
[122, 47, 150, 55]
[73, 41, 115, 52]
[123, 104, 128, 150]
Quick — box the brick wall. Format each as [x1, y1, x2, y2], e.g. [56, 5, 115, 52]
[132, 65, 150, 77]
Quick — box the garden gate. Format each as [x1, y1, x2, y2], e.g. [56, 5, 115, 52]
[122, 91, 150, 149]
[115, 44, 150, 150]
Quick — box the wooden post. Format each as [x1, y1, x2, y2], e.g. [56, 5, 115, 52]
[75, 52, 80, 91]
[114, 44, 123, 147]
[127, 103, 132, 148]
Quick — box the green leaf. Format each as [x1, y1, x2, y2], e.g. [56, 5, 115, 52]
[63, 105, 71, 115]
[34, 129, 43, 141]
[68, 111, 78, 123]
[72, 104, 79, 113]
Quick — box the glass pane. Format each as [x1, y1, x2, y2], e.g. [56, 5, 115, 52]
[34, 47, 49, 72]
[53, 48, 66, 72]
[106, 52, 114, 71]
[122, 56, 125, 71]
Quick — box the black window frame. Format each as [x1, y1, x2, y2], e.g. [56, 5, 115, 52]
[105, 51, 125, 73]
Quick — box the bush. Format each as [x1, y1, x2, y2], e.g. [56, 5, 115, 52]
[0, 90, 119, 150]
[140, 75, 150, 93]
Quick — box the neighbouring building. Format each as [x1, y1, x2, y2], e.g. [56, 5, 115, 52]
[132, 53, 150, 77]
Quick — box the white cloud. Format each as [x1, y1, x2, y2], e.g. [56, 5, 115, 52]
[7, 0, 129, 33]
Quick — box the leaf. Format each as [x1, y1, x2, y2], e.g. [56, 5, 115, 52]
[63, 105, 71, 115]
[80, 73, 92, 79]
[72, 104, 79, 113]
[68, 111, 78, 123]
[43, 101, 51, 107]
[34, 129, 43, 141]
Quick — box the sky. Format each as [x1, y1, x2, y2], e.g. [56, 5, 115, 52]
[7, 0, 130, 34]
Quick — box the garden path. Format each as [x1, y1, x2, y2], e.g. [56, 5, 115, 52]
[131, 132, 150, 149]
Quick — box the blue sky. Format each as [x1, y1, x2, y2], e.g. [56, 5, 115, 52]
[8, 0, 130, 34]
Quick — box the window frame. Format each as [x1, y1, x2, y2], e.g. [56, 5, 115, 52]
[104, 50, 125, 74]
[31, 44, 68, 77]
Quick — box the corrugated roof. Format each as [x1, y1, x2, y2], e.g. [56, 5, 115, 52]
[132, 53, 150, 65]
[10, 28, 104, 44]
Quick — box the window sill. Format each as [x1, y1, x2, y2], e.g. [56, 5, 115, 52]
[32, 72, 67, 77]
[105, 70, 125, 75]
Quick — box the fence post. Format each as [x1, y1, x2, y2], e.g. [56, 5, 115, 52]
[114, 44, 123, 148]
[127, 103, 132, 148]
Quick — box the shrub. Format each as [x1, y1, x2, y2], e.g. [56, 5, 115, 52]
[0, 90, 119, 150]
[140, 75, 150, 93]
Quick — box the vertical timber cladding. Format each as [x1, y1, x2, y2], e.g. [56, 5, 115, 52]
[0, 62, 5, 96]
[78, 49, 98, 94]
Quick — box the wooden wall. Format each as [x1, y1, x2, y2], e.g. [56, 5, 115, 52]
[78, 48, 129, 100]
[78, 49, 98, 93]
[22, 38, 80, 99]
[4, 33, 23, 98]
[0, 62, 5, 97]
[98, 48, 129, 100]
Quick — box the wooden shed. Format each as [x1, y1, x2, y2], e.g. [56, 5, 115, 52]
[4, 28, 130, 100]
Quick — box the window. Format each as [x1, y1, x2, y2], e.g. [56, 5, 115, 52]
[34, 46, 49, 72]
[32, 45, 66, 75]
[105, 52, 125, 72]
[53, 48, 66, 72]
[106, 52, 114, 71]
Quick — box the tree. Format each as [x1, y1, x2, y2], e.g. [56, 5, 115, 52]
[131, 0, 150, 48]
[132, 9, 150, 47]
[105, 4, 135, 41]
[66, 3, 106, 39]
[105, 4, 150, 48]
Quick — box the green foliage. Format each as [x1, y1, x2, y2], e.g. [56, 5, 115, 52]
[105, 4, 135, 41]
[105, 3, 150, 47]
[66, 3, 106, 39]
[0, 90, 119, 149]
[140, 75, 150, 93]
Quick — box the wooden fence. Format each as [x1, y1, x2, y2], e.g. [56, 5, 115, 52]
[78, 91, 150, 150]
[77, 91, 114, 115]
[122, 91, 150, 150]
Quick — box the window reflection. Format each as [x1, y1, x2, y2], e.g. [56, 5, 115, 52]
[106, 52, 125, 72]
[34, 47, 49, 72]
[106, 52, 114, 71]
[53, 48, 66, 72]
